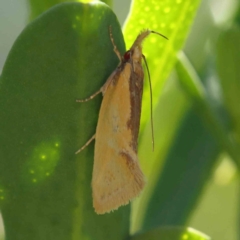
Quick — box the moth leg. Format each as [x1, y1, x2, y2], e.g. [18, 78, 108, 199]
[109, 26, 122, 62]
[75, 134, 96, 154]
[76, 89, 102, 102]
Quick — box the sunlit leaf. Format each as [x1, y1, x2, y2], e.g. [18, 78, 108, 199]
[123, 0, 201, 129]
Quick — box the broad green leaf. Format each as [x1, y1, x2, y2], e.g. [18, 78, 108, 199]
[130, 227, 211, 240]
[0, 2, 128, 240]
[123, 0, 201, 129]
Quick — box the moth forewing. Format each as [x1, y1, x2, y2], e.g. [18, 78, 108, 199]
[76, 28, 168, 214]
[92, 35, 148, 214]
[92, 62, 145, 214]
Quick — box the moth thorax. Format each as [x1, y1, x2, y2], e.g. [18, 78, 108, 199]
[131, 46, 143, 62]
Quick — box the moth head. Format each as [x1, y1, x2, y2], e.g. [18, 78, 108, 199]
[123, 47, 142, 63]
[123, 30, 168, 63]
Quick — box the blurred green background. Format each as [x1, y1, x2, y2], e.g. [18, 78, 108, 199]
[0, 0, 239, 239]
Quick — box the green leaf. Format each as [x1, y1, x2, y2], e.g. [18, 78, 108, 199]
[130, 226, 211, 240]
[217, 25, 240, 144]
[140, 107, 220, 230]
[176, 53, 240, 167]
[123, 0, 201, 129]
[0, 2, 129, 240]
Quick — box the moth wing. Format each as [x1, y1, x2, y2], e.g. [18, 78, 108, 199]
[92, 63, 145, 214]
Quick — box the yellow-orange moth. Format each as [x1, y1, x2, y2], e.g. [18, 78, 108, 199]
[76, 27, 167, 214]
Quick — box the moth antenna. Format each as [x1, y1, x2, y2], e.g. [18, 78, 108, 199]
[150, 30, 168, 40]
[140, 31, 167, 151]
[142, 54, 154, 152]
[109, 26, 122, 62]
[132, 30, 168, 49]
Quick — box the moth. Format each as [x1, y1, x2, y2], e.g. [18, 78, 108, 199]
[76, 27, 167, 214]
